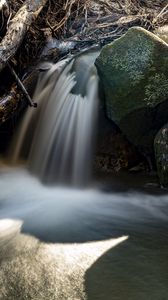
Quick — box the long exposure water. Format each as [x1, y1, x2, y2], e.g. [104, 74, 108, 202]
[11, 50, 99, 186]
[0, 51, 168, 299]
[0, 166, 168, 299]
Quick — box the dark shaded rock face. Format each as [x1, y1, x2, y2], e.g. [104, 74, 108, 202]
[95, 27, 168, 154]
[155, 125, 168, 187]
[94, 106, 143, 173]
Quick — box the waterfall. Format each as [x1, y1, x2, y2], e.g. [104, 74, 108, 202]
[11, 50, 100, 186]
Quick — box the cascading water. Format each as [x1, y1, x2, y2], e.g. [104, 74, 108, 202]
[11, 50, 100, 186]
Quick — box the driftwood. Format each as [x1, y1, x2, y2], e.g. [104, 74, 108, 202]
[0, 0, 48, 72]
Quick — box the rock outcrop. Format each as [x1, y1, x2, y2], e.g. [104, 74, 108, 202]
[96, 27, 168, 155]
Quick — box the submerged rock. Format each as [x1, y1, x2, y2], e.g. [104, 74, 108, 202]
[154, 124, 168, 187]
[96, 27, 168, 154]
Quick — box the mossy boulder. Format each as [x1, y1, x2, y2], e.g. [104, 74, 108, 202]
[155, 124, 168, 187]
[95, 27, 168, 154]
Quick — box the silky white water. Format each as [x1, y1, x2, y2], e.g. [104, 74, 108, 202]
[12, 50, 99, 185]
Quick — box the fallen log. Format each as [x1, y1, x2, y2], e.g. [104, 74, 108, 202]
[0, 0, 48, 72]
[0, 85, 21, 123]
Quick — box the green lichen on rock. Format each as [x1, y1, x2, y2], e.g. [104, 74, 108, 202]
[144, 73, 168, 107]
[96, 26, 168, 153]
[108, 32, 154, 87]
[154, 125, 168, 187]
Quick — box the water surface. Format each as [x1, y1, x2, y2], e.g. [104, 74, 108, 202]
[0, 166, 168, 299]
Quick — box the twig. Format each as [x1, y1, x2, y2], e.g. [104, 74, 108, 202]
[152, 4, 168, 24]
[7, 63, 37, 107]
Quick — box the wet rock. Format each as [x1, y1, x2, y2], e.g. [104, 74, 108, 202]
[96, 27, 168, 155]
[41, 29, 77, 61]
[154, 124, 168, 187]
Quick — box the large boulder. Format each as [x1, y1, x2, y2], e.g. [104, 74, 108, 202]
[154, 124, 168, 187]
[95, 27, 168, 154]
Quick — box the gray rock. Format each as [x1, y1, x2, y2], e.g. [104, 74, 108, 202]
[95, 27, 168, 154]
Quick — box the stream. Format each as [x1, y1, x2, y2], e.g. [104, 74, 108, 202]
[0, 165, 168, 300]
[0, 49, 168, 300]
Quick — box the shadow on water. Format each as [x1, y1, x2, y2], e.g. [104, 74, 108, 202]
[85, 232, 168, 300]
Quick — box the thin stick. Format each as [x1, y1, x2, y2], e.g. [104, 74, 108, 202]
[153, 4, 168, 24]
[7, 63, 37, 107]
